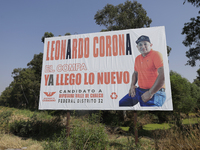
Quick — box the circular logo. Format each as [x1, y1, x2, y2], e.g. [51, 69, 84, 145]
[110, 92, 118, 99]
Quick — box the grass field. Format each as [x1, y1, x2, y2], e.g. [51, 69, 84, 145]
[121, 117, 200, 131]
[182, 117, 200, 124]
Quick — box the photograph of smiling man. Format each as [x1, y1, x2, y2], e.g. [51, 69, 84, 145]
[119, 35, 166, 107]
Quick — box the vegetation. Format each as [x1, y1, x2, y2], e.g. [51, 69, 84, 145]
[182, 0, 200, 88]
[94, 0, 152, 31]
[182, 0, 200, 67]
[41, 32, 54, 43]
[43, 114, 108, 150]
[0, 106, 200, 149]
[0, 53, 43, 110]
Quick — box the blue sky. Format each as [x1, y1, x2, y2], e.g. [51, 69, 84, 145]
[0, 0, 199, 95]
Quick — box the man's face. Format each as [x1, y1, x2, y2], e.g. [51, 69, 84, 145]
[137, 41, 152, 56]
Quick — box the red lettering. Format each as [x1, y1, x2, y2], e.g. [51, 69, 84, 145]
[69, 74, 75, 85]
[44, 74, 49, 86]
[55, 40, 60, 60]
[61, 40, 66, 59]
[93, 37, 98, 57]
[111, 72, 116, 84]
[84, 38, 89, 58]
[106, 36, 111, 56]
[123, 71, 129, 84]
[97, 72, 103, 84]
[100, 36, 105, 57]
[92, 34, 125, 57]
[119, 34, 125, 55]
[112, 35, 118, 56]
[72, 39, 77, 59]
[46, 41, 50, 60]
[97, 71, 129, 84]
[50, 41, 55, 60]
[78, 38, 83, 58]
[65, 74, 69, 85]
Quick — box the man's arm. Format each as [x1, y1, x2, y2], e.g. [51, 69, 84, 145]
[141, 66, 165, 102]
[129, 71, 138, 97]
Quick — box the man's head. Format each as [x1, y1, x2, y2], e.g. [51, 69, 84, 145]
[136, 35, 153, 57]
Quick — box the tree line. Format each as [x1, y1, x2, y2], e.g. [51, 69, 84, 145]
[0, 0, 200, 122]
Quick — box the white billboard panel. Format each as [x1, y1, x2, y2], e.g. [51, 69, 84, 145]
[39, 26, 173, 110]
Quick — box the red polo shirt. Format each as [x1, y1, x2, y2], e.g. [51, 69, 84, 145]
[134, 50, 165, 89]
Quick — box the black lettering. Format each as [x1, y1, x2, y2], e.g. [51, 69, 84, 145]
[126, 34, 132, 55]
[48, 74, 54, 86]
[66, 39, 71, 59]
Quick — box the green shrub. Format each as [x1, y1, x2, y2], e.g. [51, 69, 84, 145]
[43, 129, 70, 150]
[0, 110, 13, 131]
[9, 113, 63, 138]
[44, 115, 108, 150]
[70, 120, 108, 149]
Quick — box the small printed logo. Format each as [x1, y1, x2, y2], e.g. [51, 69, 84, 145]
[43, 92, 56, 102]
[44, 92, 56, 97]
[110, 92, 118, 99]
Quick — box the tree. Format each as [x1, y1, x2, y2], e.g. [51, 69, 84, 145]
[182, 0, 200, 93]
[169, 71, 200, 126]
[65, 33, 71, 36]
[190, 81, 200, 110]
[94, 0, 152, 31]
[27, 53, 43, 81]
[182, 0, 200, 66]
[0, 54, 43, 110]
[41, 32, 54, 43]
[194, 68, 200, 87]
[167, 46, 172, 56]
[0, 85, 13, 107]
[170, 71, 198, 113]
[183, 0, 200, 7]
[182, 16, 200, 66]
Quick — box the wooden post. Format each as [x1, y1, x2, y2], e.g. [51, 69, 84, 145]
[134, 111, 138, 145]
[66, 110, 70, 137]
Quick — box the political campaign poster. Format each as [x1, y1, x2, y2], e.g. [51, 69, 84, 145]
[39, 26, 173, 110]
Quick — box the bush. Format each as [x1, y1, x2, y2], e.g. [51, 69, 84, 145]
[43, 129, 70, 150]
[0, 109, 13, 132]
[71, 120, 108, 149]
[44, 114, 109, 150]
[9, 113, 63, 138]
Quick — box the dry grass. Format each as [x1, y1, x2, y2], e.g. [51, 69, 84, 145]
[154, 125, 200, 150]
[0, 134, 43, 150]
[107, 134, 155, 150]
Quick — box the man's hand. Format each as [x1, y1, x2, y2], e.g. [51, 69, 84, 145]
[141, 91, 153, 102]
[129, 85, 137, 97]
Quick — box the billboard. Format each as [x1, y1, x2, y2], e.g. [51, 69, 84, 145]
[39, 26, 173, 110]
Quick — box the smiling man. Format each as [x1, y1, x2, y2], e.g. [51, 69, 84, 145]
[119, 35, 166, 107]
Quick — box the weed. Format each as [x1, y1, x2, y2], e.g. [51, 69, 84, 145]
[153, 122, 200, 149]
[0, 109, 13, 132]
[9, 113, 63, 139]
[43, 116, 108, 150]
[70, 117, 108, 150]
